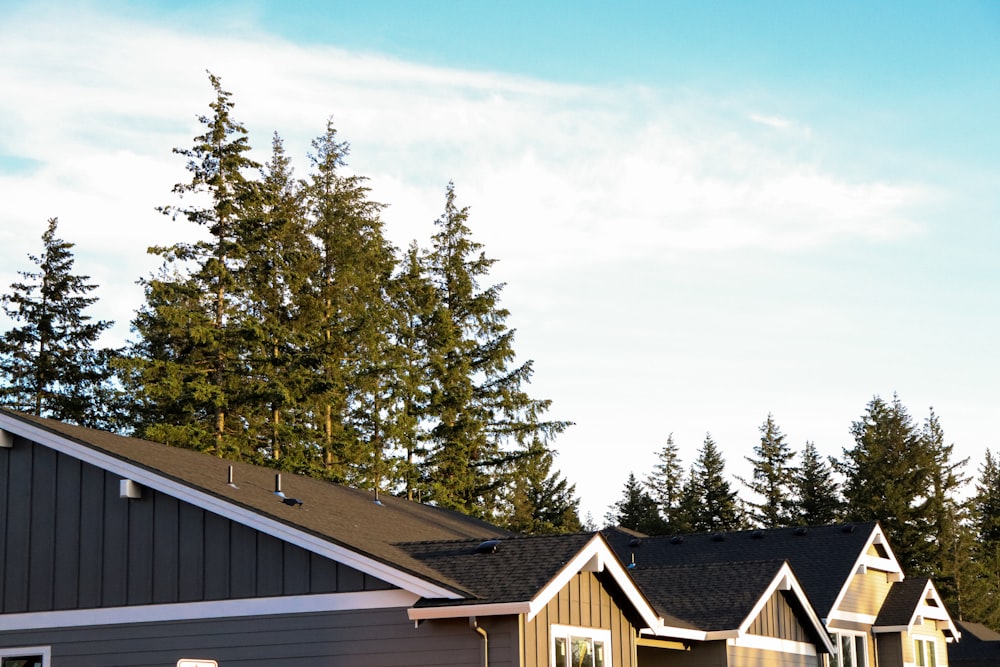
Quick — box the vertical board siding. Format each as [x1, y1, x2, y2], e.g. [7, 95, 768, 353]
[523, 571, 638, 667]
[0, 438, 396, 614]
[749, 590, 811, 642]
[0, 607, 517, 667]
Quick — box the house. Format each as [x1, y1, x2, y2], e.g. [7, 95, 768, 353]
[604, 522, 961, 667]
[948, 620, 1000, 667]
[0, 409, 835, 666]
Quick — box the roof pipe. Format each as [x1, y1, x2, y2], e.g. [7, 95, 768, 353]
[470, 616, 488, 667]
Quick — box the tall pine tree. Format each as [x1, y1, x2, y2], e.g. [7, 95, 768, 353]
[422, 183, 569, 518]
[605, 472, 667, 535]
[789, 441, 842, 525]
[645, 433, 686, 533]
[504, 441, 582, 534]
[682, 433, 742, 532]
[0, 218, 116, 428]
[741, 413, 796, 527]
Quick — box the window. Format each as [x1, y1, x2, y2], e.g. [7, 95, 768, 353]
[828, 632, 867, 667]
[551, 624, 611, 667]
[0, 647, 49, 667]
[915, 638, 937, 667]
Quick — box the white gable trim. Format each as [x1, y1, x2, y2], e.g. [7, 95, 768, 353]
[0, 413, 460, 600]
[827, 524, 903, 620]
[1, 590, 418, 631]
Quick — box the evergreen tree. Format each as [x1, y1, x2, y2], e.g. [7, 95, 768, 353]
[963, 450, 1000, 628]
[789, 441, 842, 525]
[504, 441, 582, 534]
[0, 218, 116, 428]
[685, 433, 742, 532]
[645, 433, 686, 532]
[421, 183, 569, 518]
[838, 394, 934, 574]
[299, 118, 397, 487]
[741, 413, 796, 527]
[127, 71, 260, 455]
[605, 472, 667, 535]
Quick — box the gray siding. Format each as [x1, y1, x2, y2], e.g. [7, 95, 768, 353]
[0, 607, 514, 667]
[0, 436, 393, 614]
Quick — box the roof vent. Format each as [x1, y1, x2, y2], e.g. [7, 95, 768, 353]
[475, 539, 501, 554]
[226, 465, 238, 489]
[629, 536, 642, 547]
[711, 533, 725, 542]
[751, 530, 765, 539]
[841, 524, 856, 533]
[670, 535, 684, 545]
[794, 526, 808, 536]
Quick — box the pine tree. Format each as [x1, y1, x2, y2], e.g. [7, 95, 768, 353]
[127, 71, 260, 456]
[0, 218, 116, 428]
[838, 394, 935, 574]
[299, 118, 397, 487]
[741, 413, 796, 527]
[685, 433, 742, 532]
[421, 183, 569, 518]
[963, 450, 1000, 628]
[790, 441, 842, 525]
[645, 433, 686, 532]
[605, 472, 667, 535]
[504, 441, 582, 534]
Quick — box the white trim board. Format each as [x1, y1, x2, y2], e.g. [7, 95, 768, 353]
[1, 590, 418, 631]
[0, 413, 459, 600]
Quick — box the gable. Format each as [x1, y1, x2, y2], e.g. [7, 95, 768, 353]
[747, 589, 814, 643]
[0, 433, 396, 615]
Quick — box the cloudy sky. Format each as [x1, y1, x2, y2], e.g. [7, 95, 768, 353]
[2, 1, 998, 521]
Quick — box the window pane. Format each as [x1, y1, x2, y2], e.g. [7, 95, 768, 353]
[928, 641, 937, 667]
[916, 640, 925, 667]
[829, 633, 840, 667]
[555, 637, 568, 667]
[593, 640, 605, 667]
[855, 635, 866, 667]
[571, 636, 595, 667]
[2, 658, 43, 667]
[841, 635, 854, 667]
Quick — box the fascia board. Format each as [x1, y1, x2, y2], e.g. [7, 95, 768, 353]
[0, 413, 460, 600]
[2, 590, 418, 631]
[827, 524, 903, 620]
[407, 602, 531, 621]
[641, 626, 709, 641]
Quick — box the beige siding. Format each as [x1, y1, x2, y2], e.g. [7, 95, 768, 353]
[728, 644, 819, 667]
[749, 590, 812, 642]
[900, 623, 951, 667]
[523, 571, 638, 667]
[839, 569, 893, 616]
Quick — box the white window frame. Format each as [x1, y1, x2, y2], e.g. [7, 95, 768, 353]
[551, 624, 612, 667]
[827, 631, 868, 667]
[914, 637, 937, 667]
[0, 647, 51, 667]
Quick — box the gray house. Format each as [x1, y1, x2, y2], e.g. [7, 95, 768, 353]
[0, 409, 837, 667]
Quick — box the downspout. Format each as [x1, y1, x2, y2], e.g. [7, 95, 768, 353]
[470, 616, 488, 667]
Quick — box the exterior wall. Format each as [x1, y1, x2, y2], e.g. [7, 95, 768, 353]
[839, 569, 894, 617]
[0, 606, 512, 667]
[749, 590, 812, 642]
[637, 641, 726, 667]
[728, 643, 819, 667]
[0, 436, 392, 614]
[523, 571, 639, 667]
[902, 619, 952, 667]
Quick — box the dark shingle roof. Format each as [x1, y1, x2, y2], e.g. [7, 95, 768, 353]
[402, 533, 598, 606]
[629, 559, 788, 632]
[874, 577, 930, 626]
[1, 410, 508, 595]
[950, 620, 1000, 667]
[604, 522, 880, 618]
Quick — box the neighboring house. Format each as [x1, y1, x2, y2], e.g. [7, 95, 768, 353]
[0, 410, 836, 667]
[948, 620, 1000, 667]
[604, 523, 961, 667]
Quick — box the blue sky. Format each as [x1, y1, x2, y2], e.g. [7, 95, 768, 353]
[1, 0, 998, 521]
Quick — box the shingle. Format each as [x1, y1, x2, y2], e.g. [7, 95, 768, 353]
[604, 522, 878, 618]
[874, 577, 929, 626]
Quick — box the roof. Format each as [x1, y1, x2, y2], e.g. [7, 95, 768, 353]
[873, 577, 960, 639]
[950, 620, 1000, 667]
[0, 409, 507, 598]
[629, 559, 788, 631]
[604, 522, 891, 618]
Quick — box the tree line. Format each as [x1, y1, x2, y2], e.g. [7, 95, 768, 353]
[605, 404, 1000, 629]
[0, 72, 997, 631]
[0, 72, 581, 535]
